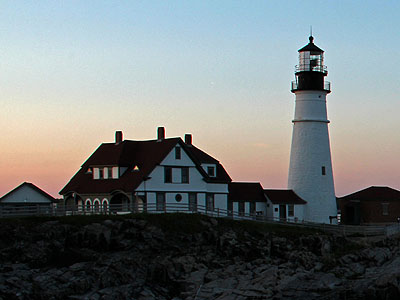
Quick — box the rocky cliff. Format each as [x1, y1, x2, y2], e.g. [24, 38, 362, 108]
[0, 213, 400, 300]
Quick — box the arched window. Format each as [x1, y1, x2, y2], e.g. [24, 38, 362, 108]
[102, 198, 109, 213]
[93, 199, 100, 213]
[85, 199, 92, 212]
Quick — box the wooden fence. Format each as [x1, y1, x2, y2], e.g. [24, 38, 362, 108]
[1, 203, 400, 237]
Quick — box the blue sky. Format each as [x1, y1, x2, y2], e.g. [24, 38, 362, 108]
[1, 1, 400, 197]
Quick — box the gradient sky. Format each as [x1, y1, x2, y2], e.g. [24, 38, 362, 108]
[1, 1, 400, 198]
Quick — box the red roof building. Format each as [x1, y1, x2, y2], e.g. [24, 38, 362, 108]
[337, 186, 400, 225]
[60, 128, 231, 214]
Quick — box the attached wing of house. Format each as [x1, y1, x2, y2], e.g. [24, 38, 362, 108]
[264, 189, 307, 221]
[228, 182, 268, 216]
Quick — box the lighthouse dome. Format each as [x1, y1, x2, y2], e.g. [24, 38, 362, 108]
[298, 36, 324, 53]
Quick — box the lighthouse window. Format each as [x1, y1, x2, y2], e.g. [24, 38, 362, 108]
[322, 166, 326, 176]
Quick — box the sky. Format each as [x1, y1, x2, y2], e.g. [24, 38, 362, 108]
[1, 1, 400, 198]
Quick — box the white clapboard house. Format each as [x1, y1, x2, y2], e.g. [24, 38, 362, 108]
[60, 128, 232, 214]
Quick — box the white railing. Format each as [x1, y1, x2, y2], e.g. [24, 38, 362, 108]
[1, 203, 399, 237]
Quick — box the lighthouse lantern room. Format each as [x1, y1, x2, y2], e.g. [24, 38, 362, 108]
[291, 36, 330, 93]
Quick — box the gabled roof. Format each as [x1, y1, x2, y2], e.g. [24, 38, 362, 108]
[60, 137, 231, 195]
[187, 144, 218, 164]
[0, 182, 57, 203]
[337, 186, 400, 201]
[183, 144, 231, 184]
[228, 182, 267, 202]
[264, 189, 307, 205]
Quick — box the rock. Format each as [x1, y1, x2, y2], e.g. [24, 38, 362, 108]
[321, 239, 331, 256]
[361, 247, 392, 266]
[339, 253, 359, 265]
[2, 214, 400, 299]
[209, 218, 218, 226]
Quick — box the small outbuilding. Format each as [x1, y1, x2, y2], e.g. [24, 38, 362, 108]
[337, 186, 400, 225]
[0, 182, 57, 215]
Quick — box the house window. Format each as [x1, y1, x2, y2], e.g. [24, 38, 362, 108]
[228, 200, 233, 216]
[382, 203, 389, 216]
[322, 166, 326, 176]
[206, 193, 214, 211]
[207, 166, 215, 177]
[288, 205, 294, 217]
[94, 199, 100, 213]
[102, 199, 109, 212]
[85, 199, 92, 211]
[175, 147, 181, 159]
[189, 193, 197, 212]
[274, 207, 278, 212]
[99, 168, 104, 179]
[156, 193, 165, 211]
[164, 167, 172, 183]
[86, 167, 93, 174]
[238, 202, 245, 216]
[108, 168, 113, 179]
[175, 194, 182, 202]
[250, 202, 256, 215]
[181, 167, 189, 183]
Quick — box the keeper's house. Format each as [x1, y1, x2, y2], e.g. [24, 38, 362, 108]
[60, 128, 232, 213]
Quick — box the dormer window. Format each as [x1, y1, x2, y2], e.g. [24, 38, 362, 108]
[133, 165, 140, 172]
[175, 147, 181, 159]
[207, 166, 215, 177]
[98, 168, 104, 179]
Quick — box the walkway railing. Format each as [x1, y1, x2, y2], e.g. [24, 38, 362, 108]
[1, 203, 399, 237]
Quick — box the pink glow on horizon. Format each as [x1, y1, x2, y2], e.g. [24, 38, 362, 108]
[1, 2, 400, 200]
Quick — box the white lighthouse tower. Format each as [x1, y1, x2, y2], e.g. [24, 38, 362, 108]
[288, 36, 337, 224]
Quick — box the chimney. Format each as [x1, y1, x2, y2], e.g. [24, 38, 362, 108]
[115, 131, 123, 144]
[185, 134, 192, 145]
[157, 127, 165, 141]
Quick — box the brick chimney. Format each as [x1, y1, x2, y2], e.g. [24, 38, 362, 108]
[115, 131, 123, 144]
[157, 127, 165, 141]
[185, 134, 192, 145]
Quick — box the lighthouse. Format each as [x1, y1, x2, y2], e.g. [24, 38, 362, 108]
[288, 36, 337, 224]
